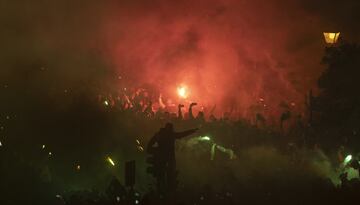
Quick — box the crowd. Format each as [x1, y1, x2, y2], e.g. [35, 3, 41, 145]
[1, 88, 360, 205]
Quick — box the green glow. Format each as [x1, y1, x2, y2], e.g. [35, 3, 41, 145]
[195, 136, 211, 142]
[202, 136, 211, 141]
[344, 155, 352, 164]
[107, 157, 115, 166]
[210, 143, 236, 160]
[211, 144, 216, 160]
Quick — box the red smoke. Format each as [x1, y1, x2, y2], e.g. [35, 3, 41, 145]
[100, 0, 328, 119]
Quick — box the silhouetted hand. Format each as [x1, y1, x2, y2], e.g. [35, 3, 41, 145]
[178, 104, 185, 108]
[190, 102, 197, 107]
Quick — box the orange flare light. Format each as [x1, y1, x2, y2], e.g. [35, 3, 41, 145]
[177, 86, 188, 99]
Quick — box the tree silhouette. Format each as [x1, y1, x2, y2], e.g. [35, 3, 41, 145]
[315, 43, 360, 148]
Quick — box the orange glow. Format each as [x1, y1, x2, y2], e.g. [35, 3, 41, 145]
[177, 86, 188, 99]
[323, 32, 340, 44]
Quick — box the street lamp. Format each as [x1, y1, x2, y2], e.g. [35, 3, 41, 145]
[323, 32, 341, 44]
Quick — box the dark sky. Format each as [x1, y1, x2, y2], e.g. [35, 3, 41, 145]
[1, 0, 359, 116]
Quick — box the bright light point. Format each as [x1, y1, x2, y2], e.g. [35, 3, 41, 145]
[136, 139, 140, 145]
[104, 100, 109, 106]
[177, 86, 188, 98]
[135, 199, 139, 204]
[202, 136, 211, 141]
[199, 136, 211, 141]
[42, 144, 45, 149]
[137, 146, 144, 152]
[323, 32, 340, 44]
[344, 155, 352, 164]
[107, 156, 115, 166]
[0, 141, 2, 146]
[76, 165, 81, 170]
[49, 152, 52, 156]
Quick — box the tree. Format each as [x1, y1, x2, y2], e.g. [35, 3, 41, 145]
[315, 43, 360, 148]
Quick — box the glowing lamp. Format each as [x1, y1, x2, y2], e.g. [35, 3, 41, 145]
[323, 32, 340, 44]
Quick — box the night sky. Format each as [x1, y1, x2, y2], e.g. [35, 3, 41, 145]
[1, 0, 360, 117]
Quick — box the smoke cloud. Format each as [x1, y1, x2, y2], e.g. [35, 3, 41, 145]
[1, 0, 359, 117]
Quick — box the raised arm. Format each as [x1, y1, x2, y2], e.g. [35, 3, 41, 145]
[189, 102, 197, 119]
[174, 128, 198, 139]
[178, 104, 184, 120]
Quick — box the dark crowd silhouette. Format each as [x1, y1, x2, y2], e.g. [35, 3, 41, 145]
[1, 43, 360, 205]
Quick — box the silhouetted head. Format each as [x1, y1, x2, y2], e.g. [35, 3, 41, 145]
[164, 122, 174, 132]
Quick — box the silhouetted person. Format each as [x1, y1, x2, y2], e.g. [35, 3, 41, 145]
[340, 172, 349, 188]
[178, 104, 185, 120]
[147, 123, 198, 194]
[196, 111, 205, 124]
[143, 101, 154, 118]
[209, 114, 217, 122]
[255, 113, 266, 127]
[106, 176, 127, 203]
[280, 110, 291, 131]
[189, 102, 197, 119]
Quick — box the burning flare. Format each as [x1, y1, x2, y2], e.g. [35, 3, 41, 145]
[177, 86, 188, 99]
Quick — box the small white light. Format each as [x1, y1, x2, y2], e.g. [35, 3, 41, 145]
[344, 155, 352, 164]
[202, 136, 211, 141]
